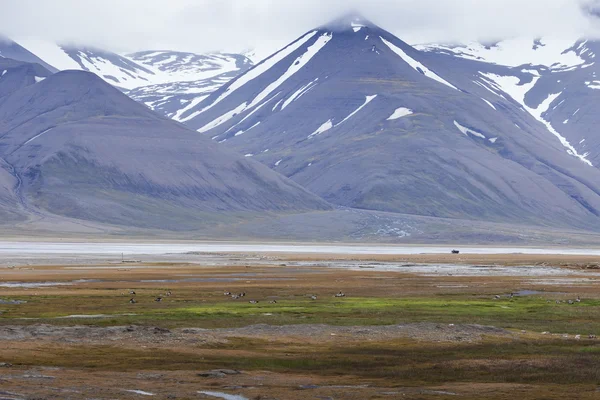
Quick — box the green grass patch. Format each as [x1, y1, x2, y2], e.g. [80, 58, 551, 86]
[3, 295, 600, 335]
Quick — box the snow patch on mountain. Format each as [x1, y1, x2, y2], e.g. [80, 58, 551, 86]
[479, 72, 538, 104]
[127, 50, 245, 83]
[482, 98, 496, 110]
[338, 95, 377, 126]
[173, 96, 208, 122]
[15, 39, 81, 70]
[388, 107, 413, 120]
[224, 94, 279, 135]
[235, 121, 261, 137]
[454, 121, 486, 139]
[586, 80, 600, 89]
[417, 37, 587, 71]
[195, 32, 332, 134]
[480, 72, 591, 166]
[351, 22, 365, 32]
[24, 128, 53, 145]
[381, 37, 458, 91]
[248, 33, 332, 110]
[282, 78, 319, 110]
[308, 120, 333, 139]
[198, 102, 248, 133]
[527, 93, 592, 166]
[192, 31, 318, 119]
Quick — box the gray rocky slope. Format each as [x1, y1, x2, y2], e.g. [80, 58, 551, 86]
[0, 58, 330, 230]
[181, 14, 600, 230]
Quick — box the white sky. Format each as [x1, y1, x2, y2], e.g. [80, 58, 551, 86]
[0, 0, 599, 55]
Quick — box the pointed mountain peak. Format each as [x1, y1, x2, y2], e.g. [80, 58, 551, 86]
[321, 11, 377, 33]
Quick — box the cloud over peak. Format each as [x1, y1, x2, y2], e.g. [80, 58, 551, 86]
[0, 0, 598, 54]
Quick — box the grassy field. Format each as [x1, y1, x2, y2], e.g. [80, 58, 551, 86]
[1, 261, 600, 399]
[4, 289, 600, 334]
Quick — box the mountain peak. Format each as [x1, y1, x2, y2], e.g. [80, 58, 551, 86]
[322, 11, 376, 33]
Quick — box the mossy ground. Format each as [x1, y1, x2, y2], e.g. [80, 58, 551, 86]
[1, 262, 599, 399]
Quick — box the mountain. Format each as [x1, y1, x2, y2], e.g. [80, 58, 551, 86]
[417, 37, 600, 166]
[8, 39, 253, 92]
[177, 13, 600, 230]
[6, 39, 254, 120]
[127, 50, 252, 82]
[10, 39, 156, 89]
[125, 51, 253, 121]
[0, 57, 330, 230]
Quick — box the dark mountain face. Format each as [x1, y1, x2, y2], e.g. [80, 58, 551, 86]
[0, 66, 330, 230]
[179, 15, 600, 230]
[0, 58, 53, 98]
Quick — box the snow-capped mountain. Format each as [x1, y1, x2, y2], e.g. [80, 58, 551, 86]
[125, 51, 253, 120]
[127, 50, 252, 82]
[178, 13, 600, 230]
[12, 39, 158, 89]
[417, 37, 600, 166]
[5, 39, 252, 93]
[0, 36, 58, 73]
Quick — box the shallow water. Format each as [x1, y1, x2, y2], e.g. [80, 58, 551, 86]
[123, 389, 155, 396]
[198, 391, 247, 400]
[2, 241, 600, 256]
[328, 262, 600, 277]
[0, 282, 72, 288]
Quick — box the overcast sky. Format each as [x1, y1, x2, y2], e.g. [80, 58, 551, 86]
[1, 0, 599, 55]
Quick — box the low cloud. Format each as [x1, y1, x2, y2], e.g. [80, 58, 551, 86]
[0, 0, 598, 54]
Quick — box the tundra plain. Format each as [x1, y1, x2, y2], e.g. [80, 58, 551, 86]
[0, 248, 599, 399]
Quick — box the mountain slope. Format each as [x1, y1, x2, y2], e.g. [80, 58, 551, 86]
[417, 37, 600, 166]
[179, 14, 600, 230]
[0, 60, 330, 230]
